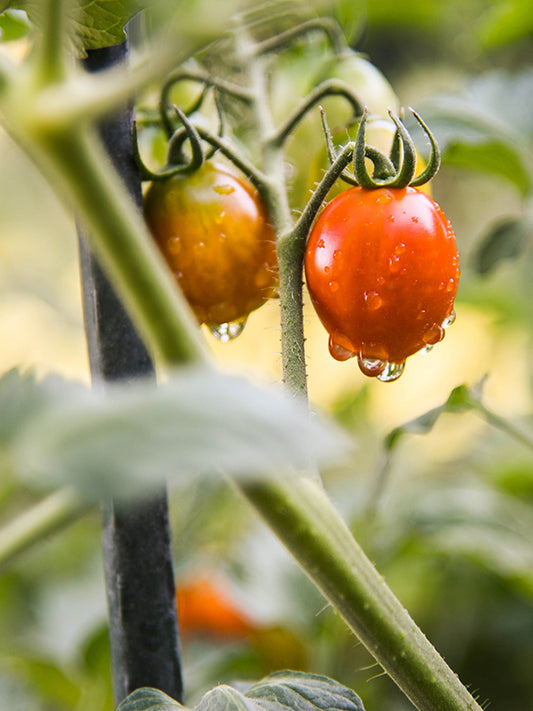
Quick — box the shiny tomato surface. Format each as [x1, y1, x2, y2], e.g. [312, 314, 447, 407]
[144, 161, 278, 326]
[304, 186, 460, 380]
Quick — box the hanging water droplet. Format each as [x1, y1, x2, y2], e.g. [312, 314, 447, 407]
[357, 357, 387, 377]
[208, 319, 247, 342]
[421, 344, 434, 354]
[423, 323, 444, 346]
[329, 335, 354, 361]
[377, 361, 405, 382]
[442, 309, 456, 328]
[389, 254, 401, 274]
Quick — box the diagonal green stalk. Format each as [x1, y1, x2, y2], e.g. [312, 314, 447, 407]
[0, 488, 87, 570]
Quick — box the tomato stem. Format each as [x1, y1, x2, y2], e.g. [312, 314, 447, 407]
[267, 79, 363, 151]
[238, 476, 485, 711]
[253, 17, 347, 57]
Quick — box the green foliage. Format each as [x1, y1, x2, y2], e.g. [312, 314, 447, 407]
[1, 368, 347, 501]
[4, 0, 147, 49]
[118, 672, 366, 711]
[472, 217, 532, 275]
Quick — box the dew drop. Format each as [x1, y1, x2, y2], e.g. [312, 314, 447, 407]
[411, 216, 419, 223]
[442, 309, 456, 328]
[377, 361, 405, 382]
[317, 238, 326, 249]
[333, 249, 343, 260]
[329, 335, 355, 361]
[421, 344, 434, 354]
[394, 242, 407, 255]
[363, 290, 383, 310]
[324, 265, 330, 274]
[389, 254, 401, 274]
[357, 357, 387, 377]
[213, 184, 235, 195]
[423, 324, 445, 345]
[445, 278, 456, 293]
[386, 214, 396, 223]
[329, 280, 340, 292]
[376, 192, 392, 204]
[208, 319, 247, 342]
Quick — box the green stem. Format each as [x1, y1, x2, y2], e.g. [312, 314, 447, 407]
[0, 488, 87, 570]
[33, 0, 69, 85]
[238, 476, 484, 711]
[39, 128, 210, 368]
[253, 17, 346, 56]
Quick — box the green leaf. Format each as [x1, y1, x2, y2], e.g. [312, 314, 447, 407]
[119, 673, 366, 711]
[118, 687, 184, 711]
[5, 367, 348, 501]
[443, 140, 532, 197]
[0, 8, 30, 40]
[11, 0, 148, 51]
[472, 216, 532, 274]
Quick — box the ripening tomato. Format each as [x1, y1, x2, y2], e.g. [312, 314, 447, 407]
[144, 161, 278, 329]
[304, 186, 460, 382]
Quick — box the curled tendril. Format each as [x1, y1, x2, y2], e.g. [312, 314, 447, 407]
[135, 106, 206, 183]
[324, 106, 440, 191]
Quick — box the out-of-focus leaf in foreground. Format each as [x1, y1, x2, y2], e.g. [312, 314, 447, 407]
[2, 367, 348, 501]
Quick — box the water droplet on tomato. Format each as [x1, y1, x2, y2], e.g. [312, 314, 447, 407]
[394, 242, 407, 255]
[386, 215, 396, 223]
[329, 336, 354, 361]
[411, 216, 419, 223]
[363, 290, 383, 310]
[376, 193, 392, 204]
[423, 324, 445, 345]
[333, 249, 343, 260]
[317, 238, 326, 249]
[214, 184, 235, 195]
[329, 281, 340, 292]
[421, 344, 434, 354]
[389, 254, 401, 274]
[442, 309, 456, 328]
[445, 278, 456, 293]
[324, 265, 330, 274]
[377, 361, 405, 382]
[208, 319, 247, 342]
[357, 357, 387, 377]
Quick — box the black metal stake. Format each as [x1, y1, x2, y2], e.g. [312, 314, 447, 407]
[78, 42, 184, 705]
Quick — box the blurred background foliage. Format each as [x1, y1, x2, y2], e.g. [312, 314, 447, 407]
[1, 0, 533, 710]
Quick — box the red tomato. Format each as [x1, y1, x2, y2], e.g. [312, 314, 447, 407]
[304, 186, 460, 381]
[144, 162, 278, 331]
[176, 577, 254, 639]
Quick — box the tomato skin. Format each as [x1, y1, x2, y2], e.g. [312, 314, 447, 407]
[304, 187, 460, 372]
[144, 162, 278, 326]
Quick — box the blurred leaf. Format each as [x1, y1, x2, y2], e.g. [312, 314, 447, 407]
[476, 0, 533, 48]
[3, 367, 348, 501]
[0, 8, 29, 40]
[119, 672, 366, 711]
[7, 655, 81, 707]
[472, 216, 532, 274]
[443, 140, 531, 196]
[422, 70, 533, 195]
[411, 482, 533, 596]
[331, 0, 365, 44]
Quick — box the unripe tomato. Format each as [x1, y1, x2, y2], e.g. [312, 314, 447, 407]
[304, 187, 460, 382]
[144, 162, 278, 333]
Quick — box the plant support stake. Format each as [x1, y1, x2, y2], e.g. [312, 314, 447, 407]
[78, 41, 184, 705]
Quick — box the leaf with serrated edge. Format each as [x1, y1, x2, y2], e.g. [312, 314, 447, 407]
[117, 687, 185, 711]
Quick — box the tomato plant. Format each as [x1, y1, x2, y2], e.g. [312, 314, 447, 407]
[305, 186, 460, 381]
[144, 161, 278, 338]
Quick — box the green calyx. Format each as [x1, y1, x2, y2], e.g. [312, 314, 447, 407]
[323, 106, 441, 190]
